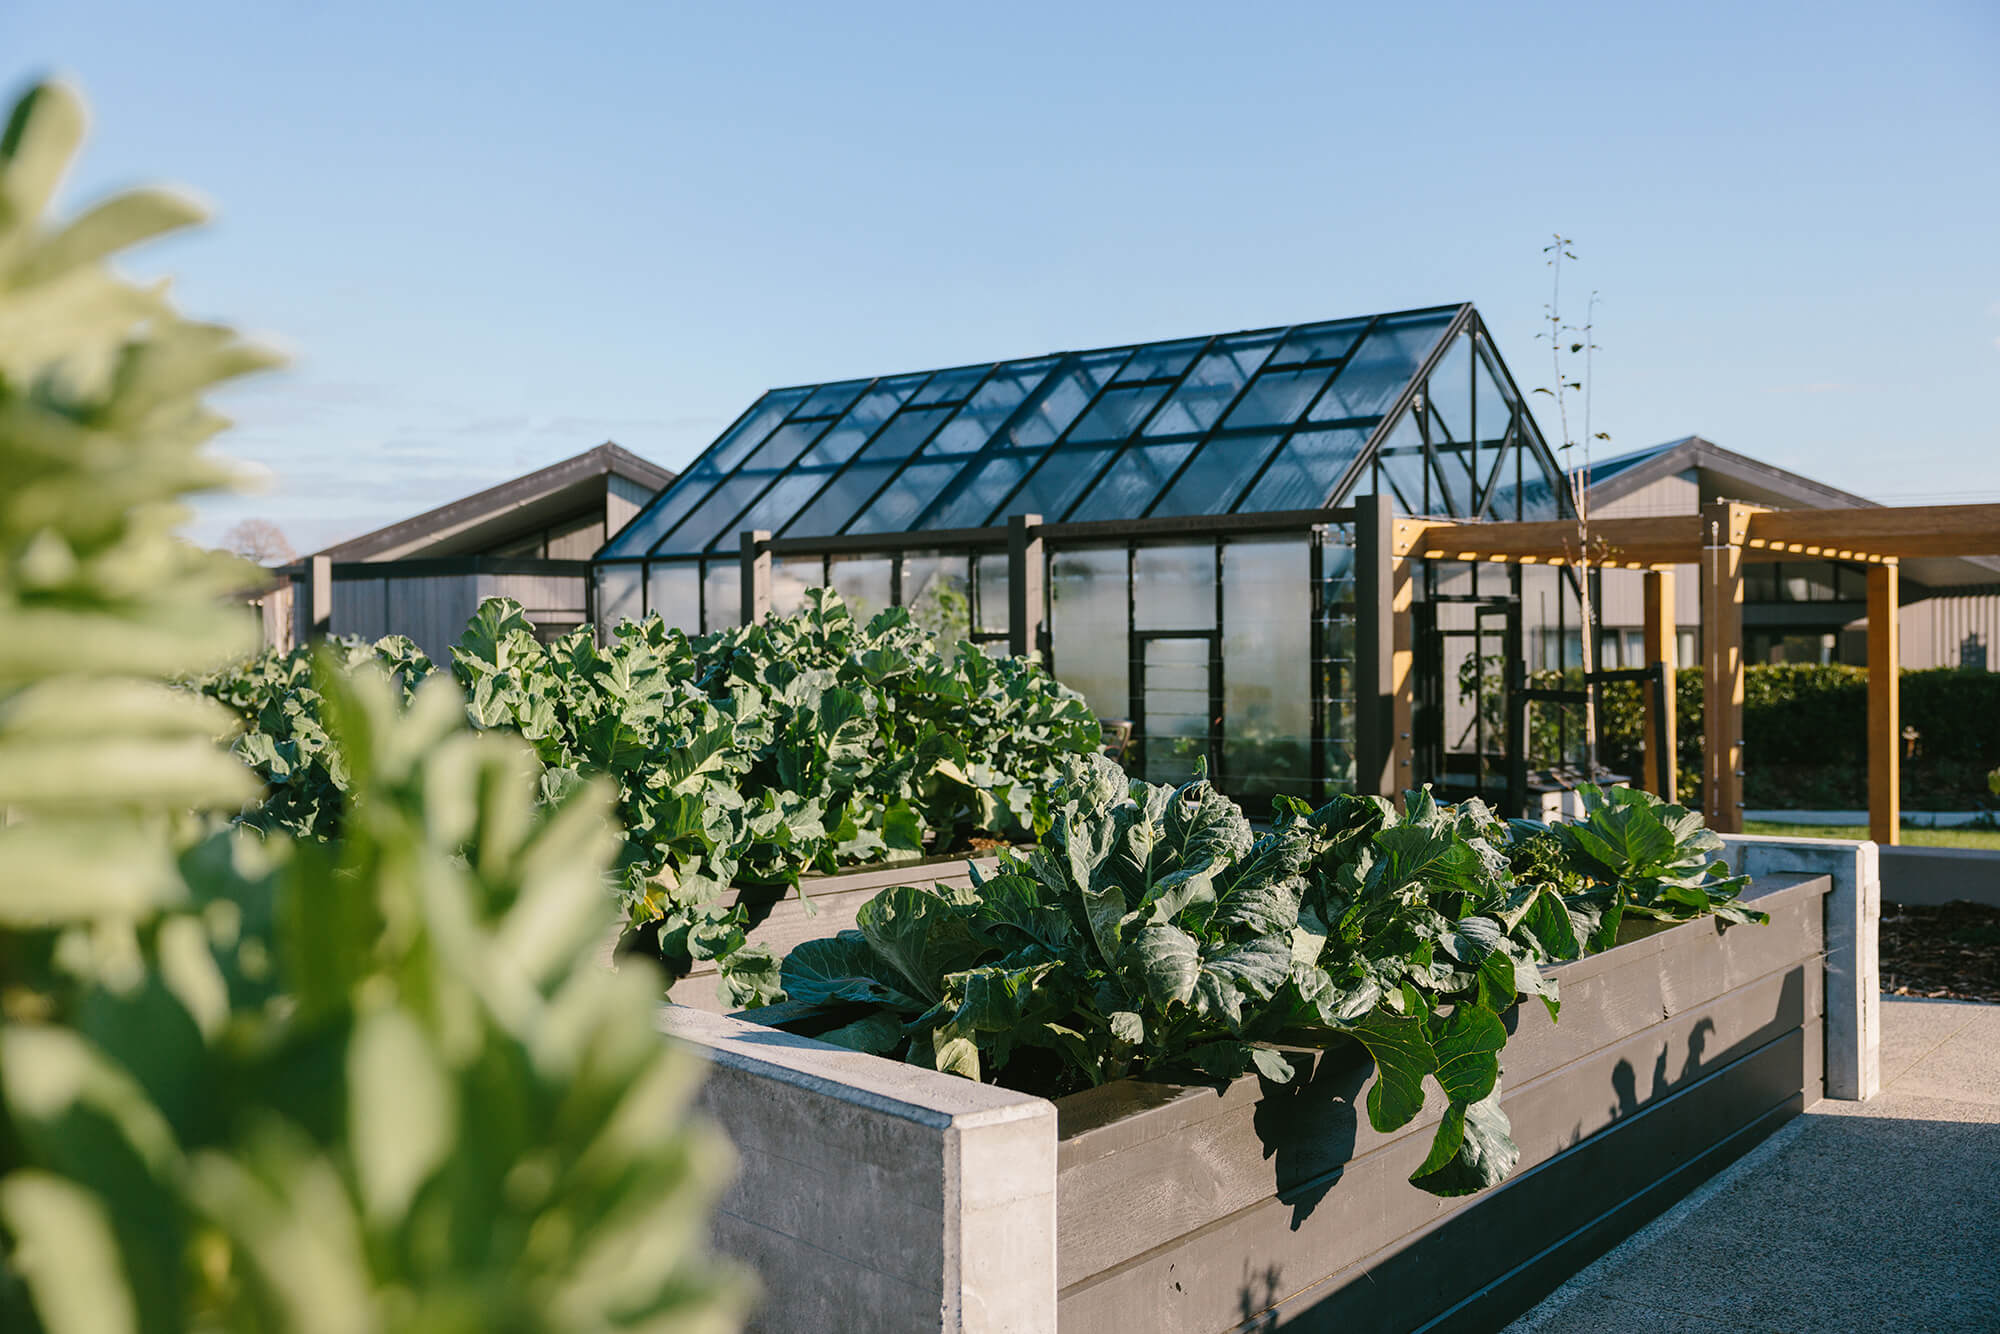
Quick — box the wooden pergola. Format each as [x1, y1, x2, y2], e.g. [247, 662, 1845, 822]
[1388, 502, 2000, 844]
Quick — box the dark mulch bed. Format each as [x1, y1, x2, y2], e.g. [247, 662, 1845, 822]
[1881, 900, 2000, 1004]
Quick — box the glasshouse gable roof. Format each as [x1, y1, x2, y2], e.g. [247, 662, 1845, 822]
[601, 302, 1565, 560]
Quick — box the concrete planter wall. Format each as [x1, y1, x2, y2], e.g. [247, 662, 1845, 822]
[1878, 844, 2000, 909]
[663, 851, 1007, 1013]
[662, 850, 1865, 1334]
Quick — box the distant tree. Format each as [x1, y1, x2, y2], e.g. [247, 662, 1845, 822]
[222, 516, 296, 564]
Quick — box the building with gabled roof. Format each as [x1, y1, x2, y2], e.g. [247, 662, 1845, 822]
[272, 442, 674, 662]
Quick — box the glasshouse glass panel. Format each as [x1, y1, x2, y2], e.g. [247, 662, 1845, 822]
[797, 375, 926, 467]
[1310, 311, 1453, 421]
[1067, 384, 1168, 442]
[709, 387, 812, 474]
[1068, 441, 1197, 522]
[857, 405, 954, 462]
[901, 552, 972, 650]
[779, 461, 900, 539]
[1515, 447, 1565, 520]
[600, 472, 713, 556]
[1473, 347, 1515, 446]
[594, 564, 642, 631]
[1318, 528, 1358, 792]
[918, 453, 1038, 529]
[660, 474, 774, 554]
[1005, 444, 1118, 520]
[1007, 350, 1127, 449]
[1143, 334, 1277, 436]
[769, 555, 824, 619]
[795, 379, 870, 420]
[1430, 435, 1474, 518]
[1049, 547, 1128, 717]
[1268, 317, 1369, 367]
[1140, 638, 1213, 786]
[828, 555, 895, 621]
[1149, 433, 1284, 516]
[1222, 367, 1334, 430]
[1368, 413, 1431, 513]
[1222, 539, 1310, 801]
[848, 460, 968, 534]
[736, 419, 829, 475]
[924, 358, 1056, 454]
[974, 551, 1009, 638]
[1480, 443, 1527, 521]
[1375, 445, 1435, 514]
[1114, 338, 1205, 383]
[1425, 332, 1473, 444]
[1237, 426, 1369, 512]
[1134, 544, 1216, 630]
[719, 470, 837, 546]
[701, 561, 740, 632]
[646, 560, 701, 632]
[910, 364, 992, 407]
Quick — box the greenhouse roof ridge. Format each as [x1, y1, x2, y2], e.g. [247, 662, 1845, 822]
[753, 301, 1472, 396]
[601, 301, 1569, 561]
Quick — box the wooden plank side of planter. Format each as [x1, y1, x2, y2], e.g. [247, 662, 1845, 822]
[1058, 1021, 1818, 1334]
[664, 853, 1004, 1013]
[1259, 1025, 1821, 1334]
[1051, 873, 1827, 1290]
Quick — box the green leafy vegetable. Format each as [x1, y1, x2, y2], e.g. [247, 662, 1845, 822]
[774, 757, 1764, 1199]
[192, 588, 1103, 1001]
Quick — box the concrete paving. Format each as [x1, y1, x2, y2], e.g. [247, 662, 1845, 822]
[1504, 998, 2000, 1334]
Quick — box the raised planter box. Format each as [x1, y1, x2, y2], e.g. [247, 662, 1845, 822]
[662, 851, 1007, 1013]
[661, 867, 1840, 1334]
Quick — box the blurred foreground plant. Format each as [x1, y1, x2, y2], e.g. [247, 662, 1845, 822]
[0, 80, 747, 1333]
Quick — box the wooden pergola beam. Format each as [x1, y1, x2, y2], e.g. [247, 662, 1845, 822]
[1396, 501, 2000, 568]
[1749, 504, 2000, 560]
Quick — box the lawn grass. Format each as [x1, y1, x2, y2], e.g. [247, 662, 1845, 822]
[1742, 820, 2000, 850]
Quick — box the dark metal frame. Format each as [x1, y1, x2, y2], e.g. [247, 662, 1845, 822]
[1412, 594, 1520, 804]
[1504, 662, 1673, 818]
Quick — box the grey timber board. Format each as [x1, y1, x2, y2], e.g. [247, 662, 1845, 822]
[1061, 1026, 1818, 1334]
[1052, 875, 1826, 1287]
[1053, 956, 1821, 1293]
[1052, 875, 1828, 1330]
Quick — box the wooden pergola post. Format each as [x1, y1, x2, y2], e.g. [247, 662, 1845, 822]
[1700, 503, 1749, 833]
[1868, 561, 1900, 846]
[1390, 554, 1414, 807]
[1641, 568, 1677, 801]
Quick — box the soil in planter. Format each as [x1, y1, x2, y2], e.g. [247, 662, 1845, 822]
[1880, 900, 2000, 1004]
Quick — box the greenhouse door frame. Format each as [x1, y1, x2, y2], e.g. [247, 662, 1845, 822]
[1411, 592, 1520, 806]
[1127, 628, 1225, 791]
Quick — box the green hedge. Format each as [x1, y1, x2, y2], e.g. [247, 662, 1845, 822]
[1568, 665, 2000, 810]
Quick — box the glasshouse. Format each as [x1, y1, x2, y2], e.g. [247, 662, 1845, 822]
[596, 303, 1574, 808]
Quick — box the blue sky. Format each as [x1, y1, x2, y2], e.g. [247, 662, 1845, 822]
[6, 0, 1997, 552]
